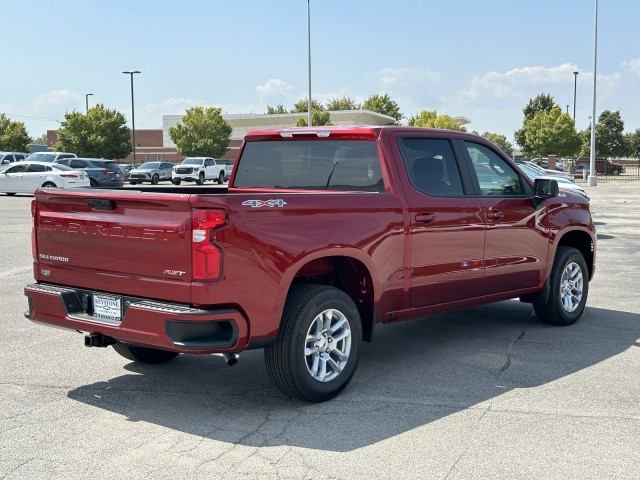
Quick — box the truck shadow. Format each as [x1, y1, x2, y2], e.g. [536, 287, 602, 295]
[67, 301, 639, 452]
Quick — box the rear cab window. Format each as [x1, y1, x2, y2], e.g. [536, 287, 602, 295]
[233, 140, 384, 192]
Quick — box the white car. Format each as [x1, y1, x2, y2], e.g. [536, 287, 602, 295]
[0, 161, 90, 195]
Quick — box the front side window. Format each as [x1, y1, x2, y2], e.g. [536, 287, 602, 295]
[397, 137, 464, 196]
[465, 142, 524, 196]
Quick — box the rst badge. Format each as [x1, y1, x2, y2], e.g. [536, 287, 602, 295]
[242, 199, 287, 208]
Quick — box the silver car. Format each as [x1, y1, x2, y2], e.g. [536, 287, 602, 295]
[128, 162, 174, 185]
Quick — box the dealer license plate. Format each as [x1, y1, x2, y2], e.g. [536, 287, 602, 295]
[93, 294, 122, 323]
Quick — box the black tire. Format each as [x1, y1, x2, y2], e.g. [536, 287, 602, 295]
[196, 172, 205, 185]
[41, 182, 57, 188]
[264, 284, 362, 402]
[5, 192, 16, 196]
[534, 246, 589, 326]
[129, 180, 137, 185]
[217, 171, 224, 184]
[151, 174, 159, 185]
[112, 342, 179, 364]
[172, 179, 181, 185]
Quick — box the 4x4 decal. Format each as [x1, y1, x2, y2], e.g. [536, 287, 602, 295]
[242, 199, 287, 208]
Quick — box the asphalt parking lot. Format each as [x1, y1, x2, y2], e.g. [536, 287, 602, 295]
[0, 182, 638, 479]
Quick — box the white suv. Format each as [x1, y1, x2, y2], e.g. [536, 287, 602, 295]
[172, 157, 232, 185]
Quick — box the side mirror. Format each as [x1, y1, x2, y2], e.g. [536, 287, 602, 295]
[533, 178, 559, 206]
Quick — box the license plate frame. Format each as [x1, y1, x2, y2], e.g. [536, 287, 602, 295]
[93, 294, 122, 323]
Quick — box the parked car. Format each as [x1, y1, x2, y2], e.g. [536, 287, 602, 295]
[0, 161, 90, 195]
[128, 162, 174, 185]
[518, 163, 589, 200]
[0, 152, 28, 166]
[53, 158, 124, 188]
[574, 158, 625, 176]
[172, 157, 233, 185]
[117, 164, 138, 181]
[24, 152, 77, 163]
[518, 161, 574, 182]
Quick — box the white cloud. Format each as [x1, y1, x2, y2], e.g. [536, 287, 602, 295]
[35, 89, 80, 109]
[623, 58, 640, 76]
[256, 79, 293, 97]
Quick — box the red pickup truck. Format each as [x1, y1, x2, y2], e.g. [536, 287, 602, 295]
[24, 126, 596, 402]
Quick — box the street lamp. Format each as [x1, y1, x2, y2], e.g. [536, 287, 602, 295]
[307, 0, 312, 127]
[122, 70, 141, 163]
[588, 0, 598, 187]
[566, 104, 569, 114]
[573, 71, 579, 119]
[85, 93, 94, 113]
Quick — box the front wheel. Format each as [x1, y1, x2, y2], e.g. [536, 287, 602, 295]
[151, 174, 159, 185]
[534, 246, 589, 326]
[264, 285, 362, 402]
[129, 180, 137, 185]
[217, 171, 224, 184]
[112, 342, 179, 364]
[172, 179, 181, 185]
[196, 172, 205, 185]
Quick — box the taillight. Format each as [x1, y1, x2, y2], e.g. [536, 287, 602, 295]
[31, 200, 37, 261]
[101, 169, 111, 174]
[192, 209, 227, 280]
[59, 173, 78, 178]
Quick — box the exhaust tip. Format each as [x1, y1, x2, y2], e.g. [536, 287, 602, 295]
[222, 352, 238, 366]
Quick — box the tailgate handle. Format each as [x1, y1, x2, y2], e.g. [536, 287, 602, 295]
[86, 198, 116, 211]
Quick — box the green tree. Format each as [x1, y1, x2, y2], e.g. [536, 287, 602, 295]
[326, 96, 360, 111]
[409, 109, 467, 131]
[625, 128, 640, 158]
[169, 106, 232, 158]
[55, 105, 131, 158]
[514, 93, 558, 154]
[30, 132, 48, 145]
[482, 132, 513, 156]
[291, 98, 325, 113]
[0, 114, 30, 152]
[523, 107, 581, 158]
[594, 110, 627, 157]
[361, 94, 402, 124]
[266, 104, 288, 114]
[295, 110, 332, 127]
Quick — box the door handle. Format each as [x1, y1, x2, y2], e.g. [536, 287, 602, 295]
[415, 213, 436, 223]
[486, 209, 504, 220]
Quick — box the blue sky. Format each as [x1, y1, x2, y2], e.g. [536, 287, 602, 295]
[3, 0, 639, 144]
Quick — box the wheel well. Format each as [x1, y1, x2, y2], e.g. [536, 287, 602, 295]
[292, 256, 375, 342]
[557, 230, 594, 278]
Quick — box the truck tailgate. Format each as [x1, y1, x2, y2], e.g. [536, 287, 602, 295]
[32, 189, 195, 302]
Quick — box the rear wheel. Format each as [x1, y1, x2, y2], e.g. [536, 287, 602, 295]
[151, 174, 159, 185]
[196, 172, 205, 185]
[112, 342, 179, 364]
[90, 179, 99, 187]
[217, 171, 224, 184]
[534, 246, 589, 326]
[264, 285, 362, 402]
[41, 182, 57, 188]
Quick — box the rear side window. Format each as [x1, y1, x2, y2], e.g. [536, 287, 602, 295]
[397, 137, 464, 196]
[233, 140, 383, 192]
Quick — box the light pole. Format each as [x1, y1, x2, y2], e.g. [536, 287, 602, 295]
[588, 0, 598, 187]
[85, 93, 94, 113]
[573, 71, 578, 120]
[123, 70, 141, 163]
[566, 104, 569, 114]
[307, 0, 312, 127]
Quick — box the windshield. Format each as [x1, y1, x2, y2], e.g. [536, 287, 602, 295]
[26, 153, 56, 162]
[233, 140, 383, 192]
[181, 159, 203, 165]
[138, 162, 161, 170]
